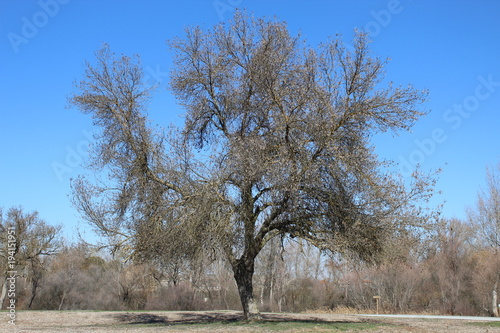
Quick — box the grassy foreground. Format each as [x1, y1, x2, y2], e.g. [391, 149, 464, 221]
[469, 321, 500, 328]
[105, 311, 390, 332]
[114, 320, 387, 332]
[2, 310, 497, 332]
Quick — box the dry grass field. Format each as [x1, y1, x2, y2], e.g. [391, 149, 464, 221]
[2, 310, 500, 332]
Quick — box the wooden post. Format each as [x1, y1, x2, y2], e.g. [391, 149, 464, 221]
[373, 296, 381, 314]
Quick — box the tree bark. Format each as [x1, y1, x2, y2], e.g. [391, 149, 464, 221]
[261, 241, 276, 311]
[28, 278, 39, 309]
[58, 291, 66, 311]
[233, 259, 261, 321]
[493, 281, 498, 317]
[0, 277, 7, 310]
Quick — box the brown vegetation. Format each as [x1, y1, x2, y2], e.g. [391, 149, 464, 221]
[1, 211, 500, 316]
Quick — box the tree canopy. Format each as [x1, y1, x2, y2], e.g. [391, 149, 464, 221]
[69, 12, 436, 319]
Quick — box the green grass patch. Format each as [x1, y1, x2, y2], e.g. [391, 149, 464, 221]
[468, 321, 500, 328]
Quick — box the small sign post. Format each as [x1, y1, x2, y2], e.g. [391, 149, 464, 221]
[373, 296, 381, 314]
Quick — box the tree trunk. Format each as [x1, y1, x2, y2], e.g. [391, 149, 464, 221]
[261, 243, 276, 311]
[493, 281, 499, 317]
[233, 259, 261, 321]
[0, 277, 7, 310]
[58, 290, 66, 311]
[28, 279, 39, 309]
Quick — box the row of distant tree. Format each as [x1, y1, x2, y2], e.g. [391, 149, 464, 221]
[1, 162, 499, 315]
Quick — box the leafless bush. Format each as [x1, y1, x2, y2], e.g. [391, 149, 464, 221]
[32, 245, 121, 310]
[145, 282, 207, 311]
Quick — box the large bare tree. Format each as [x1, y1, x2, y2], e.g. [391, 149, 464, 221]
[69, 13, 437, 320]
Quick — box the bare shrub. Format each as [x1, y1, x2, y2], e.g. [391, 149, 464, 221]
[145, 282, 206, 311]
[33, 245, 120, 310]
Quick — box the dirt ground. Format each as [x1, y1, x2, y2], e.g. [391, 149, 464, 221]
[2, 310, 500, 332]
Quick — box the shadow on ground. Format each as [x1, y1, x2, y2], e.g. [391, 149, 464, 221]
[112, 311, 355, 326]
[113, 312, 240, 325]
[113, 312, 362, 326]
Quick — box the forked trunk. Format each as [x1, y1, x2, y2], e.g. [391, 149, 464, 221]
[233, 259, 261, 321]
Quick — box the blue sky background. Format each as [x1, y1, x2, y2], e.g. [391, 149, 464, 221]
[1, 0, 499, 243]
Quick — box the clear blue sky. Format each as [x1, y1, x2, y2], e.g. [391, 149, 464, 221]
[1, 0, 499, 242]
